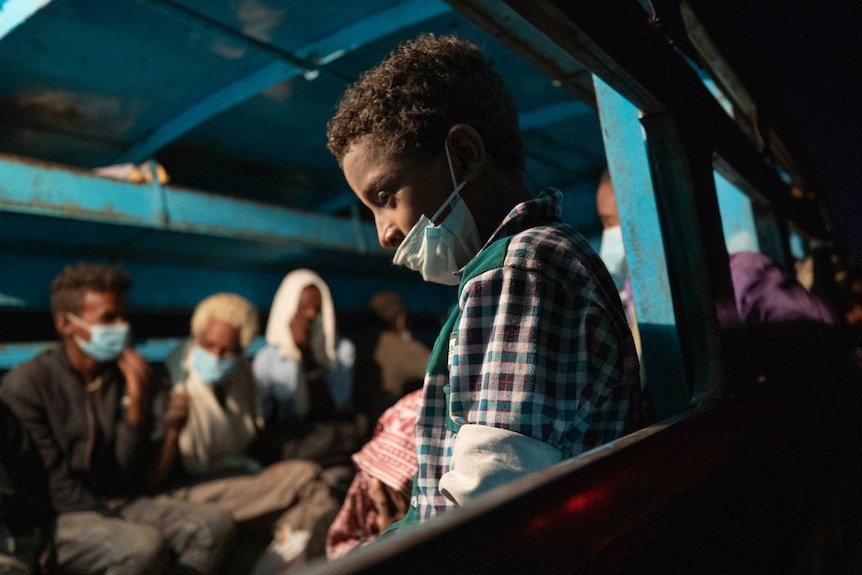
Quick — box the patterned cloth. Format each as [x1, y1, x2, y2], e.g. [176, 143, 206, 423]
[325, 390, 421, 559]
[415, 190, 643, 520]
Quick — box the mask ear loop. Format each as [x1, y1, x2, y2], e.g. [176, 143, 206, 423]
[66, 313, 92, 334]
[431, 139, 468, 223]
[445, 138, 459, 188]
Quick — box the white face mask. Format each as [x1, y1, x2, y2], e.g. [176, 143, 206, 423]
[599, 225, 628, 292]
[392, 140, 482, 285]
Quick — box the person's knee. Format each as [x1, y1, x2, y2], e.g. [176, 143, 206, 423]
[198, 504, 237, 549]
[170, 504, 236, 575]
[0, 555, 32, 575]
[55, 513, 166, 575]
[119, 525, 167, 573]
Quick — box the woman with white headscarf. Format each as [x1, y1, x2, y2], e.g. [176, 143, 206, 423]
[253, 269, 355, 441]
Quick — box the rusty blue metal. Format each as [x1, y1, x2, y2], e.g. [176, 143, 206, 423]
[0, 153, 382, 253]
[594, 76, 688, 420]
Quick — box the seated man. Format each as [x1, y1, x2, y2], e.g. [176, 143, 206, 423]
[253, 269, 359, 466]
[327, 34, 644, 525]
[352, 291, 430, 429]
[156, 293, 339, 560]
[0, 262, 235, 575]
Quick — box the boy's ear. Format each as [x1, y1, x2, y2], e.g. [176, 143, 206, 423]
[447, 124, 486, 182]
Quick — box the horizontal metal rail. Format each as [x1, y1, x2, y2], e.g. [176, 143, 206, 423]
[0, 152, 384, 255]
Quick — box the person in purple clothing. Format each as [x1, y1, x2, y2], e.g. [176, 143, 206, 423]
[327, 33, 645, 527]
[728, 250, 840, 385]
[596, 170, 840, 388]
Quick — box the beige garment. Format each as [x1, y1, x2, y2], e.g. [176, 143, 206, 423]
[177, 350, 260, 476]
[373, 331, 430, 397]
[179, 460, 339, 558]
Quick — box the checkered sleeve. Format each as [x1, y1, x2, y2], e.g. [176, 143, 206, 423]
[448, 236, 636, 456]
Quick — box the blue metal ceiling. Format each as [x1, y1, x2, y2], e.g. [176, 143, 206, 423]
[0, 0, 608, 315]
[0, 0, 605, 316]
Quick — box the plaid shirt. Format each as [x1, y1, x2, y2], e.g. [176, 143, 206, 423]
[415, 190, 642, 520]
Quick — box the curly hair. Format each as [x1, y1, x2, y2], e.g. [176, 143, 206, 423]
[50, 262, 131, 316]
[191, 293, 259, 349]
[327, 33, 524, 176]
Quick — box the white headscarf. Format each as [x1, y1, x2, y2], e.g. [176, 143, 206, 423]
[264, 269, 338, 368]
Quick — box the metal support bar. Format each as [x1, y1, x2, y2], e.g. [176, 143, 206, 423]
[444, 0, 597, 102]
[0, 153, 383, 254]
[640, 111, 752, 402]
[594, 76, 688, 419]
[752, 204, 792, 273]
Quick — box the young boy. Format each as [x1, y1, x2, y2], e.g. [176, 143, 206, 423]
[327, 34, 645, 525]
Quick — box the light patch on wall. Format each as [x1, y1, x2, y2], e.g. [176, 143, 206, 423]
[236, 0, 285, 43]
[211, 36, 247, 60]
[0, 292, 27, 307]
[15, 90, 131, 135]
[261, 79, 293, 101]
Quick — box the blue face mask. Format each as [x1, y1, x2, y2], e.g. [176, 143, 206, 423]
[191, 346, 237, 384]
[67, 314, 130, 362]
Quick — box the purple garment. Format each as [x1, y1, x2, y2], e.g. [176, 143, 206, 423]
[729, 251, 839, 385]
[730, 251, 837, 326]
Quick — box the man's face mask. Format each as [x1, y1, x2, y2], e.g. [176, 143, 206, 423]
[599, 225, 628, 292]
[67, 314, 130, 362]
[392, 139, 483, 285]
[191, 345, 237, 384]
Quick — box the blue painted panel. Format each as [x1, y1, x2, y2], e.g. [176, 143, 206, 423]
[0, 248, 453, 316]
[714, 171, 760, 254]
[594, 76, 688, 419]
[520, 100, 594, 132]
[0, 336, 267, 370]
[0, 153, 382, 253]
[789, 232, 806, 259]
